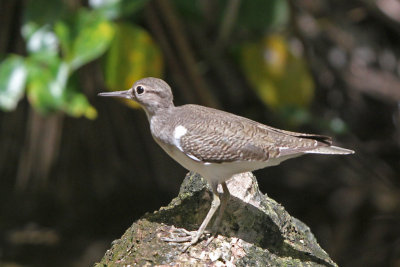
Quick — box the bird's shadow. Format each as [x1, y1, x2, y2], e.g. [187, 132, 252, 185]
[145, 186, 335, 267]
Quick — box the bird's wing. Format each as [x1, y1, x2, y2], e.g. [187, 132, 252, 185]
[174, 105, 330, 163]
[179, 128, 271, 163]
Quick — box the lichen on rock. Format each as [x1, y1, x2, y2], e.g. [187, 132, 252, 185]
[95, 172, 337, 266]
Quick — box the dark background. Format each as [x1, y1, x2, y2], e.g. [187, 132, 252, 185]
[0, 0, 399, 266]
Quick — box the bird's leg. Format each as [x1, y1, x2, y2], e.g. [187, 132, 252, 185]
[206, 182, 230, 245]
[213, 182, 231, 231]
[161, 183, 221, 250]
[179, 183, 220, 251]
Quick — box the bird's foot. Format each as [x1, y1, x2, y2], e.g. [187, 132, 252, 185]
[161, 226, 194, 243]
[161, 226, 209, 252]
[204, 224, 221, 246]
[180, 230, 203, 252]
[205, 234, 215, 246]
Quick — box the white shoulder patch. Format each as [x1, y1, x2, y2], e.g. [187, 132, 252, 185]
[173, 125, 187, 151]
[173, 125, 187, 140]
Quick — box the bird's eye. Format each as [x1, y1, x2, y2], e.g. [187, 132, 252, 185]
[136, 85, 145, 95]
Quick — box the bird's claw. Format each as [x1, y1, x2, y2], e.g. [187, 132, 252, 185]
[205, 234, 215, 246]
[162, 226, 212, 252]
[161, 226, 195, 243]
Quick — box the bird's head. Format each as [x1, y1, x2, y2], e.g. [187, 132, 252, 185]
[98, 77, 174, 117]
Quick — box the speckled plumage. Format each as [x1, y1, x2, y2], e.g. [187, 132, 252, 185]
[151, 104, 332, 163]
[99, 77, 354, 251]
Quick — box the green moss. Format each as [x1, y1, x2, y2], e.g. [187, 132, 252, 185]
[95, 173, 337, 266]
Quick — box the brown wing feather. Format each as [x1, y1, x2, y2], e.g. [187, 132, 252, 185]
[180, 131, 270, 163]
[257, 124, 332, 145]
[169, 105, 330, 163]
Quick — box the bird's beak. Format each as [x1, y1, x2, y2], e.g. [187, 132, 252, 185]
[98, 90, 131, 99]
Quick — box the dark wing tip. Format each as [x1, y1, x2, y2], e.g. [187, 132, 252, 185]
[297, 134, 333, 145]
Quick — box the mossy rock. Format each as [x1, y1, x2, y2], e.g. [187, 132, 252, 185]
[95, 172, 337, 266]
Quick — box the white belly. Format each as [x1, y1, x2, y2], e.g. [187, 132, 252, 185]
[154, 139, 299, 186]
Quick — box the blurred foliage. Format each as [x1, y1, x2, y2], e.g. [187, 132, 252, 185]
[240, 34, 315, 124]
[24, 0, 67, 26]
[104, 23, 163, 109]
[0, 56, 27, 110]
[2, 1, 399, 266]
[0, 0, 162, 118]
[54, 9, 114, 72]
[173, 0, 313, 125]
[173, 0, 288, 31]
[233, 0, 289, 31]
[89, 0, 148, 20]
[0, 0, 309, 123]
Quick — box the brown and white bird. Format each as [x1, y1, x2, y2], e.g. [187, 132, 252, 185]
[99, 77, 354, 251]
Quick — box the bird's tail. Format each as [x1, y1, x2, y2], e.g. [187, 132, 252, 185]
[306, 145, 355, 155]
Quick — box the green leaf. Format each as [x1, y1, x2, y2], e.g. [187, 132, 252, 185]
[0, 55, 28, 111]
[22, 22, 59, 56]
[89, 0, 148, 19]
[54, 22, 71, 60]
[240, 34, 314, 112]
[55, 9, 115, 71]
[60, 75, 98, 119]
[26, 55, 69, 114]
[63, 90, 97, 119]
[104, 23, 163, 108]
[26, 55, 97, 118]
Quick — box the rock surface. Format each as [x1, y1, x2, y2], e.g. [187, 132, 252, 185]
[95, 172, 338, 266]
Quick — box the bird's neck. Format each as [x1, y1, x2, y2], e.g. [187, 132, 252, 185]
[143, 102, 174, 121]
